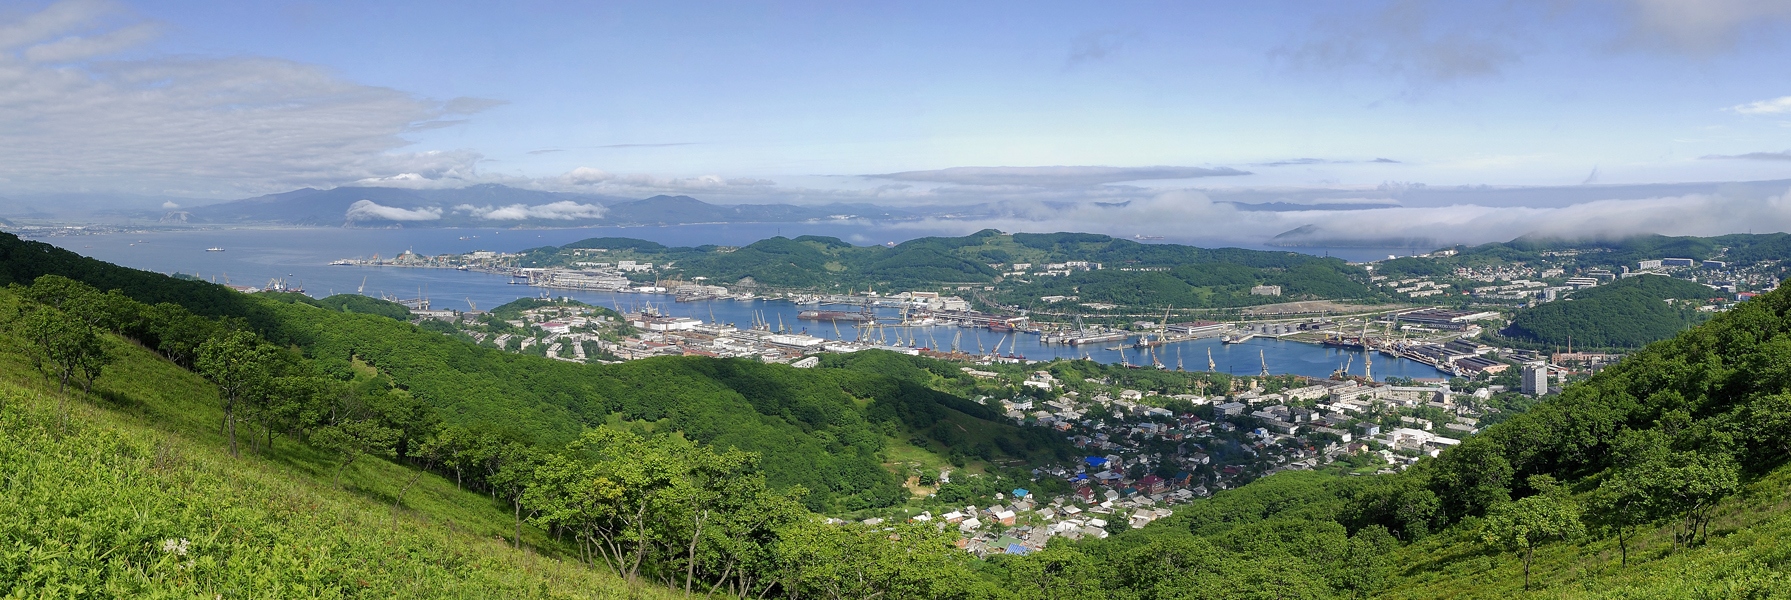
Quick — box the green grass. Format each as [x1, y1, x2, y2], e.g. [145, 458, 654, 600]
[0, 308, 679, 598]
[1378, 465, 1791, 599]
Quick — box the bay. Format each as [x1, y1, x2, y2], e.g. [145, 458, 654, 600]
[33, 224, 1448, 381]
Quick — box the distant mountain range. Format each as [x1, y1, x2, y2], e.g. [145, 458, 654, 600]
[150, 184, 918, 227]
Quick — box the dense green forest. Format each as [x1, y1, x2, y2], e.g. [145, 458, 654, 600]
[7, 229, 1791, 597]
[1373, 232, 1791, 279]
[523, 229, 1387, 309]
[1504, 275, 1717, 348]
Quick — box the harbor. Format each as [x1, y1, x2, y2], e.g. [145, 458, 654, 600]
[305, 248, 1481, 380]
[51, 227, 1463, 380]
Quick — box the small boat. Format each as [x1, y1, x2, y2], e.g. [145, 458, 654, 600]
[205, 247, 224, 252]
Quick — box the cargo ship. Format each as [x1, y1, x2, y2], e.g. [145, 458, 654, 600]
[1066, 331, 1128, 346]
[798, 310, 874, 322]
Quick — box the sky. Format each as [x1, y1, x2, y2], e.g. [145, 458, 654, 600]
[5, 0, 1791, 244]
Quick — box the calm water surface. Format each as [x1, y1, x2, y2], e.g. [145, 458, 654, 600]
[35, 224, 1443, 381]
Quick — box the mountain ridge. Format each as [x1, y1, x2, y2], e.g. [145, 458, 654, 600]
[167, 184, 917, 227]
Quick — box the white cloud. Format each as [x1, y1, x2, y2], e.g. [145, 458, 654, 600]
[866, 166, 1250, 187]
[473, 200, 606, 220]
[1280, 1, 1791, 91]
[1621, 0, 1791, 53]
[880, 183, 1791, 248]
[24, 21, 158, 62]
[160, 200, 178, 209]
[1701, 150, 1791, 161]
[344, 199, 441, 221]
[1730, 96, 1791, 115]
[0, 0, 115, 49]
[0, 1, 499, 195]
[1273, 186, 1791, 245]
[556, 167, 775, 191]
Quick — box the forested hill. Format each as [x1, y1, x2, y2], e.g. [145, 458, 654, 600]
[1005, 271, 1791, 598]
[525, 229, 1387, 308]
[6, 224, 1791, 596]
[1504, 274, 1716, 348]
[1373, 231, 1791, 279]
[0, 231, 1063, 512]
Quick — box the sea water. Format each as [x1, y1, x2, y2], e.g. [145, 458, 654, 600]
[34, 224, 1444, 381]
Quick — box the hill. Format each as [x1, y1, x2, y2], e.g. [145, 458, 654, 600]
[8, 227, 1791, 597]
[522, 229, 1387, 310]
[969, 275, 1791, 598]
[1372, 231, 1791, 280]
[0, 287, 672, 598]
[1505, 274, 1716, 348]
[0, 230, 1064, 513]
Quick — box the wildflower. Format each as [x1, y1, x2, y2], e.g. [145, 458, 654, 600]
[161, 538, 191, 556]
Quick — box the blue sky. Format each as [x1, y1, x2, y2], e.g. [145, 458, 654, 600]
[6, 0, 1791, 243]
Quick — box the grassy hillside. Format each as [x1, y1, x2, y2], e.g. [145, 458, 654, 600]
[8, 227, 1791, 598]
[1505, 275, 1716, 348]
[1378, 463, 1791, 598]
[1, 230, 1056, 512]
[0, 288, 672, 599]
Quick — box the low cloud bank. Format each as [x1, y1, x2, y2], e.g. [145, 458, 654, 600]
[344, 200, 442, 221]
[889, 184, 1791, 248]
[461, 200, 607, 220]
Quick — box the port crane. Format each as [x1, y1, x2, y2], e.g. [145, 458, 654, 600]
[1362, 320, 1373, 381]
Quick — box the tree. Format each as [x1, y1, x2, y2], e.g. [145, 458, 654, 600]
[310, 418, 399, 487]
[20, 306, 108, 397]
[392, 426, 446, 526]
[671, 445, 754, 596]
[1480, 476, 1585, 591]
[485, 440, 543, 550]
[1653, 453, 1739, 547]
[1429, 436, 1513, 519]
[1588, 475, 1650, 568]
[561, 428, 681, 581]
[1738, 393, 1791, 466]
[1590, 429, 1673, 566]
[196, 330, 273, 457]
[524, 446, 621, 569]
[772, 520, 970, 600]
[1598, 430, 1740, 548]
[696, 478, 806, 598]
[998, 544, 1106, 600]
